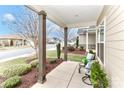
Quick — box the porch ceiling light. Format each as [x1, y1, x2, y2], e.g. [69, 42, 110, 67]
[74, 14, 79, 17]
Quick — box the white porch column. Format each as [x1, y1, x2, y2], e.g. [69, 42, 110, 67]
[86, 31, 89, 52]
[38, 10, 47, 84]
[64, 27, 68, 61]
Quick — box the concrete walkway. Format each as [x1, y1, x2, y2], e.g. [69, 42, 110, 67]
[32, 61, 92, 88]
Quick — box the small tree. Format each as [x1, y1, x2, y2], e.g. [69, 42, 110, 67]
[3, 6, 55, 58]
[55, 28, 78, 42]
[56, 43, 61, 59]
[76, 36, 79, 48]
[3, 7, 39, 57]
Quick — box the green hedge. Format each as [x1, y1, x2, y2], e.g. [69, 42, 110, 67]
[3, 64, 31, 78]
[90, 61, 109, 88]
[0, 76, 21, 88]
[30, 59, 39, 68]
[79, 46, 84, 51]
[49, 59, 56, 64]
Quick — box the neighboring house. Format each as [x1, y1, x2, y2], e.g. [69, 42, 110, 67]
[47, 37, 61, 44]
[78, 26, 96, 51]
[0, 35, 28, 47]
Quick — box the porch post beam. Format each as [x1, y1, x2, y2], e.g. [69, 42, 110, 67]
[86, 30, 89, 52]
[64, 27, 68, 61]
[38, 10, 47, 84]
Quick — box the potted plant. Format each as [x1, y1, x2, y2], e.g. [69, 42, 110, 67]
[90, 61, 109, 88]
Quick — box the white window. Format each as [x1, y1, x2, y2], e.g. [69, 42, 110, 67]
[97, 19, 105, 64]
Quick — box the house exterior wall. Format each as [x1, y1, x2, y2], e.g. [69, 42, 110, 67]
[88, 34, 96, 45]
[0, 39, 28, 47]
[88, 33, 96, 49]
[79, 33, 96, 49]
[79, 34, 86, 47]
[97, 5, 124, 87]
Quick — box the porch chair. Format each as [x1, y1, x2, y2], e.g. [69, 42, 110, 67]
[82, 60, 94, 85]
[78, 52, 95, 73]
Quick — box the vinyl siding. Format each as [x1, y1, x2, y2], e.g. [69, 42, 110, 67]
[79, 33, 95, 45]
[97, 5, 124, 87]
[79, 34, 86, 45]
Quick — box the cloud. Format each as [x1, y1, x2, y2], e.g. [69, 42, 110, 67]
[3, 13, 15, 23]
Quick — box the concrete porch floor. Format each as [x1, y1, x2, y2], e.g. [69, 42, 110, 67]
[32, 61, 92, 88]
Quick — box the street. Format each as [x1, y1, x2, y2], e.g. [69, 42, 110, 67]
[0, 48, 35, 61]
[0, 44, 56, 62]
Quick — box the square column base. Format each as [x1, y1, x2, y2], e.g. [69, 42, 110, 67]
[38, 75, 46, 84]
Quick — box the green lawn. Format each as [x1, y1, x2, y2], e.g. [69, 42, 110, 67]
[47, 50, 84, 62]
[68, 53, 83, 62]
[0, 50, 84, 76]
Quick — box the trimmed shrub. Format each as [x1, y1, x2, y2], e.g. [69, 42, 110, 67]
[79, 46, 84, 51]
[68, 46, 75, 51]
[89, 49, 94, 54]
[30, 59, 39, 68]
[0, 76, 21, 88]
[3, 64, 32, 78]
[90, 61, 109, 88]
[49, 59, 56, 64]
[56, 43, 61, 59]
[76, 36, 79, 48]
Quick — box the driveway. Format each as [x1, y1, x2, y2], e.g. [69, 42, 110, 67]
[0, 48, 35, 61]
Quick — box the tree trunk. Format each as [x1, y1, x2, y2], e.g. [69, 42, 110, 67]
[35, 47, 38, 58]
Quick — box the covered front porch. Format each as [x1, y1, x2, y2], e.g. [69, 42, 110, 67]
[26, 5, 103, 87]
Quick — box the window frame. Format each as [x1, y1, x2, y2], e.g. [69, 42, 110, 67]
[96, 17, 106, 67]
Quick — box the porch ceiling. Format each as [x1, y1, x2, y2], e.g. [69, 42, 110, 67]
[27, 5, 103, 28]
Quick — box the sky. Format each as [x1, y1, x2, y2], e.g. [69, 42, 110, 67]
[0, 5, 78, 39]
[0, 5, 24, 35]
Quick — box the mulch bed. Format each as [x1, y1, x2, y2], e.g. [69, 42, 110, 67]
[46, 59, 62, 74]
[16, 68, 38, 88]
[0, 76, 6, 84]
[70, 48, 86, 55]
[0, 58, 63, 88]
[62, 48, 86, 55]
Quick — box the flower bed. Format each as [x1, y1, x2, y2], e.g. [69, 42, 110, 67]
[0, 58, 63, 88]
[62, 47, 86, 55]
